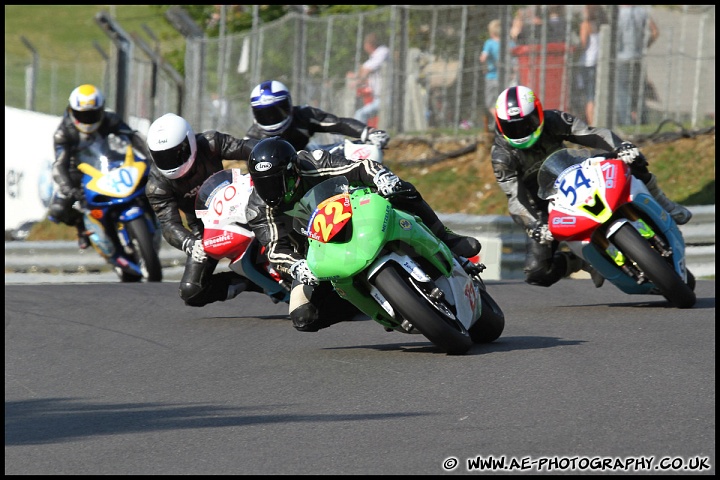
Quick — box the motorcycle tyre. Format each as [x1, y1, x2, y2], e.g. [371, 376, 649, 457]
[125, 217, 163, 282]
[611, 223, 696, 308]
[687, 269, 696, 291]
[374, 264, 473, 355]
[469, 287, 505, 344]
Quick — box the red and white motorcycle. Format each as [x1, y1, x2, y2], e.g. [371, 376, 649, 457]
[537, 148, 696, 308]
[194, 169, 290, 304]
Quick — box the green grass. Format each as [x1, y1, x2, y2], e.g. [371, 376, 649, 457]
[5, 6, 184, 114]
[5, 6, 181, 62]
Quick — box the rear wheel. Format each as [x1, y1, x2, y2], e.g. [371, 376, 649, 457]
[374, 264, 473, 355]
[611, 223, 695, 308]
[125, 217, 163, 282]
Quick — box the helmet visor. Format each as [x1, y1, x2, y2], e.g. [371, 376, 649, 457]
[253, 99, 291, 127]
[151, 137, 192, 171]
[501, 110, 542, 141]
[71, 108, 103, 125]
[253, 173, 287, 207]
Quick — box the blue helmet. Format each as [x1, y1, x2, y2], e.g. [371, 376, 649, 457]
[250, 80, 293, 134]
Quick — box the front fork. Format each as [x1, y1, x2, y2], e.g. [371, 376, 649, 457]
[592, 205, 672, 284]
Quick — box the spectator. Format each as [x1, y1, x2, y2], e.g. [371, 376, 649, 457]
[479, 19, 513, 132]
[347, 32, 390, 125]
[511, 6, 566, 45]
[546, 5, 567, 43]
[575, 5, 609, 124]
[615, 5, 659, 126]
[510, 6, 542, 45]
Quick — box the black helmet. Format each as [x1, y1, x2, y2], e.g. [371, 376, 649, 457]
[248, 137, 299, 207]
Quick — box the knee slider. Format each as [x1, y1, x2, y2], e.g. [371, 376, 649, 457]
[291, 303, 320, 332]
[48, 202, 74, 225]
[179, 281, 206, 307]
[524, 258, 556, 287]
[524, 271, 554, 287]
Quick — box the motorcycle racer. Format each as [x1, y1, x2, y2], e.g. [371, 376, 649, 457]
[145, 113, 267, 307]
[246, 137, 482, 333]
[243, 79, 390, 152]
[48, 84, 150, 249]
[491, 85, 692, 288]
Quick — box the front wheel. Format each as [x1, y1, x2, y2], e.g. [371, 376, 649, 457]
[125, 217, 163, 282]
[469, 286, 505, 343]
[610, 223, 695, 308]
[374, 264, 473, 355]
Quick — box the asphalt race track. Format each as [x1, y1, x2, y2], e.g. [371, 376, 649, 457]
[5, 279, 716, 475]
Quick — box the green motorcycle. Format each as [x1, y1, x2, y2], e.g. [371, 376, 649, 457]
[289, 176, 505, 355]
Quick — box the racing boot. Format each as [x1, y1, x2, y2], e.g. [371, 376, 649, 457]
[645, 174, 692, 225]
[439, 226, 482, 259]
[75, 221, 90, 250]
[406, 196, 482, 259]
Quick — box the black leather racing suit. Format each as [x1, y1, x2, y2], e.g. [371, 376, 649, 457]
[244, 104, 369, 151]
[145, 131, 262, 307]
[246, 148, 449, 332]
[48, 110, 149, 229]
[490, 109, 650, 287]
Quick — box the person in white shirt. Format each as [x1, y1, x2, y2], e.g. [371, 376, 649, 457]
[349, 33, 390, 124]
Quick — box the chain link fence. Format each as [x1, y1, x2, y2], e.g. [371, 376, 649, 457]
[5, 5, 715, 139]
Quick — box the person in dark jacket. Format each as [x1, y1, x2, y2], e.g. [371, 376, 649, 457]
[145, 112, 267, 307]
[245, 137, 482, 333]
[48, 84, 150, 249]
[243, 79, 390, 152]
[491, 85, 692, 289]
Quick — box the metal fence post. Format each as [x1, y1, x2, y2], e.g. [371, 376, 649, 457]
[95, 11, 133, 121]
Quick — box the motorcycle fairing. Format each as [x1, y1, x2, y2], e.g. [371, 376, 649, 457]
[548, 159, 632, 242]
[307, 193, 352, 243]
[78, 146, 146, 199]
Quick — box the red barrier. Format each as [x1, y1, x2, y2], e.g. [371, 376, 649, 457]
[512, 43, 573, 110]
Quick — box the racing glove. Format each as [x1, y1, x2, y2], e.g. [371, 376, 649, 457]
[62, 187, 86, 209]
[362, 127, 390, 149]
[290, 259, 319, 286]
[614, 142, 643, 165]
[61, 186, 84, 202]
[183, 238, 207, 263]
[373, 169, 401, 197]
[528, 223, 554, 245]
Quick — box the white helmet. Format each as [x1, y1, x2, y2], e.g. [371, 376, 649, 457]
[250, 80, 293, 134]
[68, 84, 105, 134]
[495, 85, 545, 149]
[147, 113, 198, 179]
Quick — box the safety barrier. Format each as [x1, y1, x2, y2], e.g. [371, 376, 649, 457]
[4, 206, 715, 280]
[440, 205, 715, 280]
